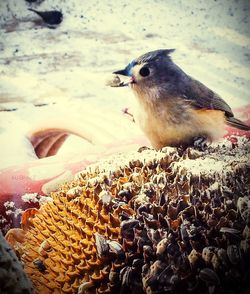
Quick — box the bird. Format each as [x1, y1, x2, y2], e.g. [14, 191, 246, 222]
[112, 49, 250, 150]
[28, 8, 63, 28]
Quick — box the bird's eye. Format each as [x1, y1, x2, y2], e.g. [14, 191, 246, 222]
[139, 66, 150, 77]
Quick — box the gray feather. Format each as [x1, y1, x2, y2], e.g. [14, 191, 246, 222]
[226, 117, 250, 131]
[134, 49, 175, 65]
[182, 78, 250, 131]
[182, 77, 234, 117]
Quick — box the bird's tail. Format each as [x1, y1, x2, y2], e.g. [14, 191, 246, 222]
[226, 116, 250, 131]
[28, 8, 41, 16]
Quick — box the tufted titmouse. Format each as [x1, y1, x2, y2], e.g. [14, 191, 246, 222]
[112, 49, 250, 150]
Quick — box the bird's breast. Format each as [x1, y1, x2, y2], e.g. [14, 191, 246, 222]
[132, 91, 225, 149]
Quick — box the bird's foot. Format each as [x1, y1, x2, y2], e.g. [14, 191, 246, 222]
[193, 136, 208, 151]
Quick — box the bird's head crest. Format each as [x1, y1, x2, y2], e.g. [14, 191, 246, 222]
[134, 49, 175, 65]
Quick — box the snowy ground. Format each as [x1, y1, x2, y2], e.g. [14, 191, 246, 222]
[0, 0, 249, 169]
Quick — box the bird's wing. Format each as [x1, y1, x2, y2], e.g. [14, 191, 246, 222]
[182, 77, 234, 117]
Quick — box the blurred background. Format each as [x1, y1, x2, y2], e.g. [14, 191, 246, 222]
[0, 0, 249, 168]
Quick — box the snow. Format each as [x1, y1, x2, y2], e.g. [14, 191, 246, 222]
[0, 0, 249, 169]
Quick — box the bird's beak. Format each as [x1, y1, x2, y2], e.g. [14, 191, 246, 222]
[112, 67, 134, 87]
[113, 69, 128, 76]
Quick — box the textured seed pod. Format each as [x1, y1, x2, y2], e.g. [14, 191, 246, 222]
[95, 233, 109, 258]
[77, 281, 94, 294]
[107, 240, 123, 255]
[199, 268, 220, 285]
[182, 147, 202, 160]
[242, 225, 250, 240]
[188, 249, 201, 268]
[98, 190, 112, 205]
[240, 239, 250, 255]
[227, 245, 241, 265]
[7, 179, 129, 293]
[156, 238, 169, 256]
[216, 248, 229, 268]
[5, 140, 250, 294]
[38, 240, 52, 257]
[211, 252, 220, 271]
[202, 247, 216, 264]
[66, 186, 83, 200]
[130, 172, 144, 186]
[237, 196, 249, 221]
